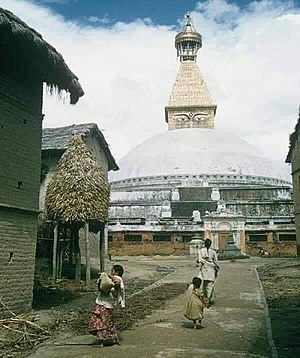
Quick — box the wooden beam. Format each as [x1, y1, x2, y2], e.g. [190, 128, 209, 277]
[100, 223, 105, 272]
[74, 226, 81, 285]
[85, 221, 91, 286]
[52, 224, 58, 282]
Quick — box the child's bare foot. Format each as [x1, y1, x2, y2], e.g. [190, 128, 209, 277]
[193, 322, 197, 330]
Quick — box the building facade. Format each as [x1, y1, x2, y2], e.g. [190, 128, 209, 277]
[0, 7, 84, 316]
[286, 113, 300, 256]
[108, 15, 296, 257]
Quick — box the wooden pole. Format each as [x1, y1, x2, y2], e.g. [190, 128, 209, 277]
[69, 226, 74, 265]
[58, 244, 63, 279]
[104, 225, 108, 257]
[85, 221, 91, 287]
[74, 226, 81, 285]
[52, 223, 58, 282]
[99, 222, 105, 272]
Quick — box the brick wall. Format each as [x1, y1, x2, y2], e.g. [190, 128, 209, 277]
[0, 72, 42, 316]
[109, 231, 190, 256]
[0, 73, 42, 211]
[0, 208, 37, 316]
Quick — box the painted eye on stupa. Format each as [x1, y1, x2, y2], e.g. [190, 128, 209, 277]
[194, 116, 204, 122]
[194, 114, 207, 122]
[175, 114, 189, 122]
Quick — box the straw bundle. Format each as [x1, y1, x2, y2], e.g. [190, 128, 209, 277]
[45, 135, 110, 222]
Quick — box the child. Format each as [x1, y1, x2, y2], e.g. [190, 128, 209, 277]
[184, 277, 207, 329]
[110, 264, 125, 308]
[88, 264, 125, 346]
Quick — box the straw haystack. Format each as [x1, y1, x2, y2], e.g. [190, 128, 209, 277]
[45, 134, 110, 222]
[0, 7, 84, 104]
[45, 134, 110, 285]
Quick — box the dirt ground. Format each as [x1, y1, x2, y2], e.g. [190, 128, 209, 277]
[258, 258, 300, 358]
[1, 257, 300, 357]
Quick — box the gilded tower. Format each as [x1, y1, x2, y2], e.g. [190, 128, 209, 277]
[165, 14, 217, 130]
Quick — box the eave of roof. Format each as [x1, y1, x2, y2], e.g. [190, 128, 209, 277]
[0, 7, 84, 104]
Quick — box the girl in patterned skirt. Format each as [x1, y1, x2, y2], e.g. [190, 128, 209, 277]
[89, 264, 125, 346]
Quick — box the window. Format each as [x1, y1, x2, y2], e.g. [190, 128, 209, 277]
[181, 236, 193, 243]
[249, 234, 268, 242]
[153, 235, 171, 242]
[17, 181, 23, 189]
[124, 235, 142, 242]
[278, 234, 296, 241]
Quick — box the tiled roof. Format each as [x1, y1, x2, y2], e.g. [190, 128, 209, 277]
[42, 123, 94, 150]
[42, 123, 118, 171]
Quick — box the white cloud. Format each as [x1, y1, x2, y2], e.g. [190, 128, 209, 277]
[84, 14, 113, 25]
[0, 0, 299, 170]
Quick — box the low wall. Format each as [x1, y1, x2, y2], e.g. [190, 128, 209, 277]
[109, 241, 190, 256]
[245, 242, 297, 257]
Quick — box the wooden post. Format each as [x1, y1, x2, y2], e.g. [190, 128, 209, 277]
[73, 226, 81, 285]
[104, 225, 108, 257]
[99, 222, 105, 272]
[52, 223, 58, 282]
[58, 245, 63, 279]
[69, 227, 74, 265]
[85, 221, 91, 287]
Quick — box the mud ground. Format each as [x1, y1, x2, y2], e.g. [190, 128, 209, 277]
[258, 258, 300, 357]
[1, 257, 300, 357]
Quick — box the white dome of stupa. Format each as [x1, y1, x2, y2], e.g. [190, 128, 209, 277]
[109, 128, 290, 186]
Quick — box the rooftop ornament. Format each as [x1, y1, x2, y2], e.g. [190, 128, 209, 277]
[175, 13, 202, 62]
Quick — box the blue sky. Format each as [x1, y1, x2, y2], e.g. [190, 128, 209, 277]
[35, 0, 198, 25]
[1, 0, 300, 169]
[35, 0, 300, 25]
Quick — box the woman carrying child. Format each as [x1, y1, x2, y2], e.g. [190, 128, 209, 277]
[184, 277, 207, 329]
[89, 264, 125, 346]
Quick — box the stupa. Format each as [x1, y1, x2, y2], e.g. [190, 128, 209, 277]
[107, 14, 296, 257]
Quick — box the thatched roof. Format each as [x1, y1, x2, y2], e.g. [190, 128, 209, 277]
[286, 112, 300, 163]
[45, 134, 110, 222]
[42, 123, 118, 171]
[0, 7, 84, 104]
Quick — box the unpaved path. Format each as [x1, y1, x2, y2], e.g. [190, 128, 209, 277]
[28, 258, 276, 358]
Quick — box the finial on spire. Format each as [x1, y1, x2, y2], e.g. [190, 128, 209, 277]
[175, 13, 202, 62]
[184, 12, 195, 31]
